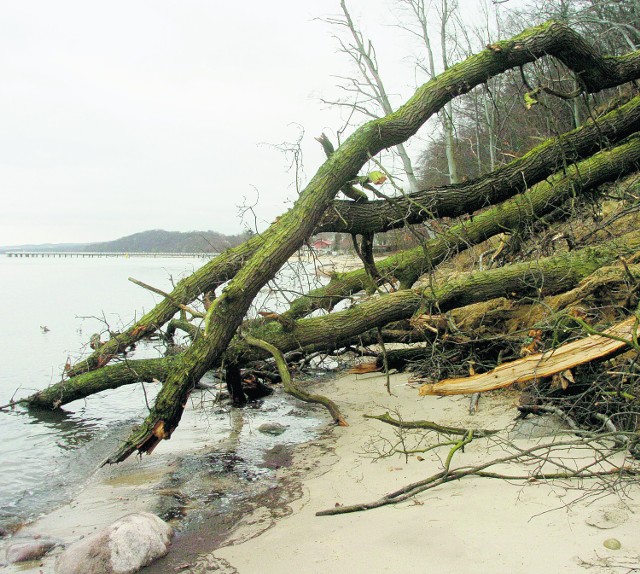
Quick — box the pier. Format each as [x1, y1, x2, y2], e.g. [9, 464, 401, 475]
[4, 251, 217, 259]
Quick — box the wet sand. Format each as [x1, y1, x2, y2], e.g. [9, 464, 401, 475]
[0, 387, 326, 573]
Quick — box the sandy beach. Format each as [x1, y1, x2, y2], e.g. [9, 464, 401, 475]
[3, 371, 640, 573]
[206, 372, 640, 574]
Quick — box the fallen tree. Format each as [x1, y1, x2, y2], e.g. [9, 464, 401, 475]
[283, 131, 640, 318]
[418, 315, 640, 396]
[67, 23, 640, 376]
[8, 20, 640, 465]
[20, 230, 640, 410]
[316, 93, 640, 234]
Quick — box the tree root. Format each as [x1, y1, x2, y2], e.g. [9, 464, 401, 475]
[244, 335, 348, 426]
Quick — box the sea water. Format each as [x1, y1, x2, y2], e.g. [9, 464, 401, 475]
[0, 255, 208, 528]
[0, 253, 330, 531]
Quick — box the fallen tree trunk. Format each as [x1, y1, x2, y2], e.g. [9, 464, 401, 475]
[318, 94, 640, 234]
[15, 21, 640, 463]
[67, 22, 640, 377]
[67, 236, 262, 376]
[418, 315, 640, 396]
[282, 132, 640, 320]
[23, 231, 640, 410]
[24, 358, 173, 409]
[111, 19, 640, 463]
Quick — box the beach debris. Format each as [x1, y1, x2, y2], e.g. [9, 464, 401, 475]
[348, 361, 380, 374]
[418, 316, 640, 396]
[6, 537, 59, 563]
[364, 412, 498, 437]
[55, 512, 173, 574]
[603, 538, 622, 550]
[258, 422, 287, 436]
[586, 508, 629, 529]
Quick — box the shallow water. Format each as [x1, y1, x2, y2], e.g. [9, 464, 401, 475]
[0, 254, 329, 531]
[155, 391, 325, 527]
[0, 255, 207, 528]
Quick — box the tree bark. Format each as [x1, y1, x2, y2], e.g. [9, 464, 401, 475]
[317, 94, 640, 234]
[17, 21, 640, 463]
[26, 358, 173, 409]
[70, 79, 640, 378]
[68, 236, 262, 375]
[283, 133, 640, 320]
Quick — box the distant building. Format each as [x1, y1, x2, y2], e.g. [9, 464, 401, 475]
[311, 238, 332, 252]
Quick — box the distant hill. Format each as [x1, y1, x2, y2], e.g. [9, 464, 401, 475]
[1, 229, 250, 254]
[85, 229, 249, 254]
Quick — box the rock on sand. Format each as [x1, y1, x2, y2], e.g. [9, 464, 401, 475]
[55, 512, 173, 574]
[6, 537, 59, 563]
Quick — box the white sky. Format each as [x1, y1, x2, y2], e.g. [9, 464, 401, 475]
[0, 0, 506, 246]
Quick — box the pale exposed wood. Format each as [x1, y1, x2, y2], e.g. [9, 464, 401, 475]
[418, 317, 639, 396]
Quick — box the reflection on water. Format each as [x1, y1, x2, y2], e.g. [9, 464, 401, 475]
[20, 406, 101, 450]
[0, 256, 202, 529]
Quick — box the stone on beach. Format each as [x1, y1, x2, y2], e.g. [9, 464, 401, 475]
[258, 422, 288, 436]
[6, 537, 59, 563]
[55, 512, 173, 574]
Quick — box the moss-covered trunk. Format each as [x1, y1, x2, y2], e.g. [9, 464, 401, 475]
[15, 21, 640, 463]
[68, 236, 262, 375]
[27, 231, 640, 411]
[283, 133, 640, 320]
[68, 22, 640, 378]
[26, 358, 174, 409]
[317, 94, 640, 234]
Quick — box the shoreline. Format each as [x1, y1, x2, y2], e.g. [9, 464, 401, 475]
[4, 371, 640, 573]
[0, 385, 328, 573]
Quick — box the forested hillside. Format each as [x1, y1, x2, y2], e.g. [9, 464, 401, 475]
[85, 229, 250, 254]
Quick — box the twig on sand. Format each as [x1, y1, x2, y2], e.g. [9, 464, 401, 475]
[316, 434, 640, 516]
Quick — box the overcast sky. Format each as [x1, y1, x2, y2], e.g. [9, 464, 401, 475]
[0, 0, 506, 246]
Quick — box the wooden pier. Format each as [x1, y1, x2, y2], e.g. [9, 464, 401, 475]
[4, 251, 217, 259]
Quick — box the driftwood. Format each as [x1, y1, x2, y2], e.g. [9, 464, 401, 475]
[418, 316, 640, 396]
[316, 435, 640, 516]
[364, 412, 497, 437]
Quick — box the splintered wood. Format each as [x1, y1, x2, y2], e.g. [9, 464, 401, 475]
[418, 316, 639, 396]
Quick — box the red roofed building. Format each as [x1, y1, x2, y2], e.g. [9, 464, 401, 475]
[311, 238, 332, 252]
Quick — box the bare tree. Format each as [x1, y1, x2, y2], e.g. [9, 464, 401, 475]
[323, 0, 420, 192]
[398, 0, 462, 183]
